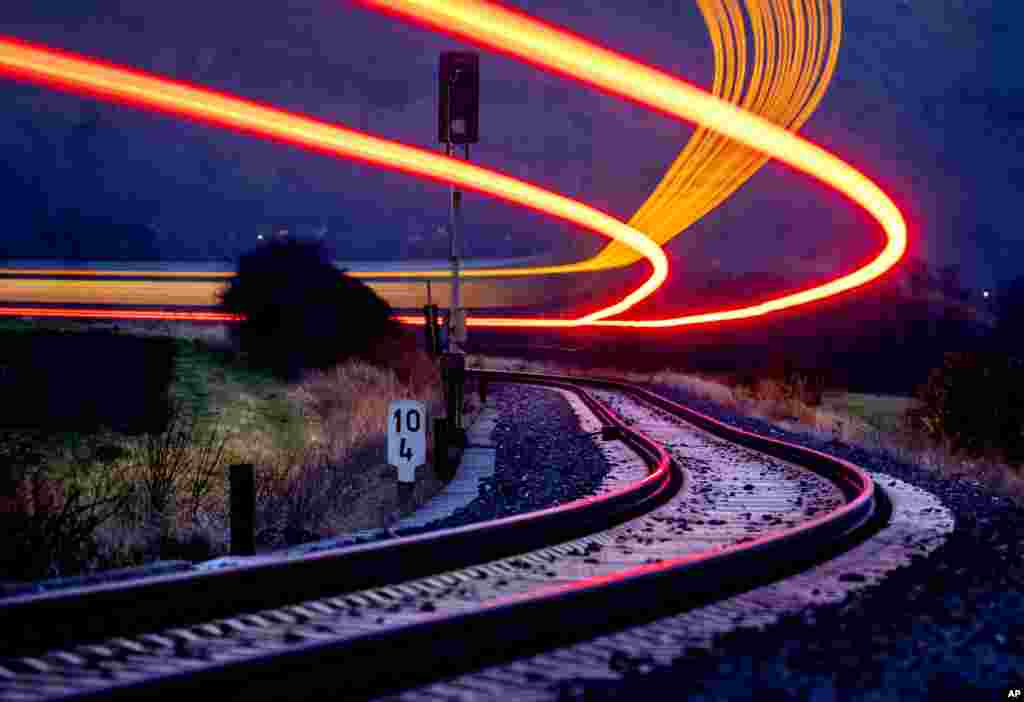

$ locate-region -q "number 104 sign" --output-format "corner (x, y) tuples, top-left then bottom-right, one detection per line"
(387, 400), (427, 483)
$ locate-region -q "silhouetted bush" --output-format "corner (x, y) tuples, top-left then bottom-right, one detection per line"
(908, 352), (1024, 465)
(218, 237), (400, 379)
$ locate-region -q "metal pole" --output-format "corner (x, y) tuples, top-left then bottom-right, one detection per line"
(423, 280), (436, 356)
(445, 72), (466, 353)
(448, 158), (463, 353)
(450, 188), (462, 352)
(456, 143), (469, 347)
(442, 64), (468, 434)
(229, 463), (255, 556)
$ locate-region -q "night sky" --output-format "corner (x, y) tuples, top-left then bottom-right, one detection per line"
(0, 1), (1018, 288)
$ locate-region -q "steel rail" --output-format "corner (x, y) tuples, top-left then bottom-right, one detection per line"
(505, 370), (876, 504)
(1, 371), (881, 701)
(1, 374), (675, 657)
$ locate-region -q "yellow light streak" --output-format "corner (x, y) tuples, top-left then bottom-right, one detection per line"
(362, 0), (905, 328)
(0, 0), (906, 329)
(0, 33), (667, 326)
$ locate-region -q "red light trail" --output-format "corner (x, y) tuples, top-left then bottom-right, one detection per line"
(0, 0), (906, 329)
(0, 306), (239, 323)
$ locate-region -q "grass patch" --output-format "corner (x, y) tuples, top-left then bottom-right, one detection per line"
(2, 322), (447, 585)
(0, 317), (37, 335)
(822, 393), (920, 435)
(168, 338), (306, 458)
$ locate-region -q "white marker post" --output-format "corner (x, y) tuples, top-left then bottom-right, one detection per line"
(388, 400), (427, 487)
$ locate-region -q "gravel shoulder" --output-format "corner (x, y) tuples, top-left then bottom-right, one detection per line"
(557, 383), (1024, 700)
(396, 383), (613, 532)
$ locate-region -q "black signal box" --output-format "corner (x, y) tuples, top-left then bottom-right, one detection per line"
(439, 51), (479, 145)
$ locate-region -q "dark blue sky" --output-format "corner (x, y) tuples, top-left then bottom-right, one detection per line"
(0, 1), (1018, 287)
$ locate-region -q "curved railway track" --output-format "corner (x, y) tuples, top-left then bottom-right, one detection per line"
(0, 371), (885, 701)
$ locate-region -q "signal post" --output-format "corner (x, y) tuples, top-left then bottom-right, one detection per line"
(437, 50), (478, 447)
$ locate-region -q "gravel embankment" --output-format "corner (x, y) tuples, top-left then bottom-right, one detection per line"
(399, 383), (612, 533)
(554, 383), (1024, 700)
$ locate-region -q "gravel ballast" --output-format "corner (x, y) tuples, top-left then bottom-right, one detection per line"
(403, 383), (613, 531)
(280, 382), (615, 557)
(551, 382), (1024, 700)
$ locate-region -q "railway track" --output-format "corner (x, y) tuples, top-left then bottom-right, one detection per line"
(0, 370), (890, 701)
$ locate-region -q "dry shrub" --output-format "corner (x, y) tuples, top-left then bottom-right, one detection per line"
(253, 359), (443, 546)
(297, 361), (406, 459)
(123, 402), (231, 535)
(754, 379), (794, 419)
(808, 407), (874, 444)
(371, 333), (441, 396)
(1, 415), (237, 580)
(75, 409), (237, 566)
(648, 371), (737, 409)
(720, 375), (821, 426)
(254, 447), (352, 546)
(0, 459), (135, 581)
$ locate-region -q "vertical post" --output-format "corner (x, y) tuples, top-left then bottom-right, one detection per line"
(229, 463), (255, 556)
(438, 50), (477, 456)
(423, 304), (432, 355)
(397, 482), (414, 514)
(439, 51), (477, 351)
(425, 278), (435, 355)
(433, 305), (442, 355)
(478, 375), (488, 403)
(448, 141), (463, 354)
(433, 417), (450, 480)
(423, 304), (439, 357)
(441, 352), (466, 445)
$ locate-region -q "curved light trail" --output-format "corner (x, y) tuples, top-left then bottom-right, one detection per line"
(0, 0), (906, 329)
(0, 34), (666, 328)
(0, 0), (837, 284)
(379, 0), (905, 328)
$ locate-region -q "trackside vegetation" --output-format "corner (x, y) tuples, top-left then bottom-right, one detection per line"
(0, 325), (443, 586)
(0, 238), (447, 586)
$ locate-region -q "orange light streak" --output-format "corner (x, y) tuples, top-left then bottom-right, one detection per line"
(361, 0), (905, 328)
(0, 34), (666, 327)
(0, 0), (906, 329)
(0, 0), (839, 289)
(0, 269), (234, 278)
